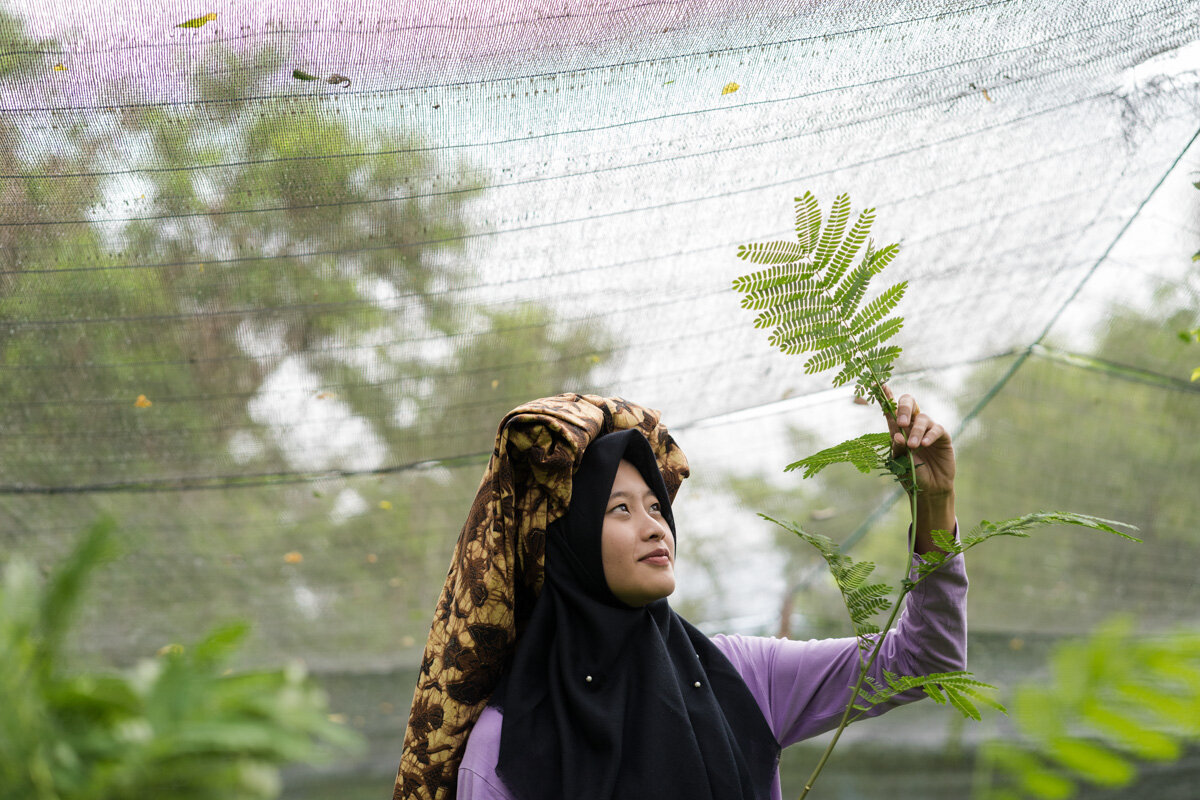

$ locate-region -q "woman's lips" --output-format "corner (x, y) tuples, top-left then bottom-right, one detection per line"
(640, 549), (671, 566)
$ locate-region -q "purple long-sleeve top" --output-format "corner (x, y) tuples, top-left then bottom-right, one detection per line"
(457, 550), (967, 800)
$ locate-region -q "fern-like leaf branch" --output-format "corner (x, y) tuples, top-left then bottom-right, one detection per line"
(734, 191), (905, 413)
(853, 670), (1004, 722)
(784, 433), (892, 478)
(911, 512), (1140, 583)
(736, 240), (812, 265)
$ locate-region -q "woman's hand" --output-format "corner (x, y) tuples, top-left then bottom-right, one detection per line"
(882, 387), (956, 554)
(882, 386), (955, 496)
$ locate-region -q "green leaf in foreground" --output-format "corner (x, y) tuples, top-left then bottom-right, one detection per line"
(977, 618), (1200, 799)
(0, 519), (364, 800)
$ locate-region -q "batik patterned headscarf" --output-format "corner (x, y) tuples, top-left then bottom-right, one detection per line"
(393, 394), (690, 800)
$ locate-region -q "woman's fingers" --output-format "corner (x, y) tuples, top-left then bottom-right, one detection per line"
(895, 395), (917, 428)
(916, 419), (946, 448)
(892, 413), (948, 452)
(882, 387), (951, 457)
(881, 385), (919, 429)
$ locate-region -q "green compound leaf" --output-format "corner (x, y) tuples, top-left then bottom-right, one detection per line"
(759, 513), (896, 648)
(848, 282), (907, 335)
(837, 561), (876, 590)
(864, 241), (900, 274)
(784, 432), (891, 478)
(912, 512), (1137, 583)
(930, 528), (960, 554)
(814, 193), (851, 269)
(794, 191), (822, 250)
(855, 670), (1003, 721)
(736, 240), (812, 265)
(731, 264), (808, 294)
(801, 340), (850, 370)
(962, 511), (1140, 547)
(734, 192), (903, 399)
(740, 281), (824, 312)
(823, 208), (874, 289)
(758, 295), (834, 331)
(855, 316), (905, 351)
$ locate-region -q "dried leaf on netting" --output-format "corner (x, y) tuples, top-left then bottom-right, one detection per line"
(722, 82), (739, 94)
(176, 12), (217, 28)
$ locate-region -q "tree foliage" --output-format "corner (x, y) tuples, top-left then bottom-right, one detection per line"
(0, 11), (613, 666)
(0, 15), (610, 488)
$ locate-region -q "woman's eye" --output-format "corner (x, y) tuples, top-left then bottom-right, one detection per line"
(609, 503), (628, 514)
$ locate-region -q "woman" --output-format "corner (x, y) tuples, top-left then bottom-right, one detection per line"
(394, 393), (965, 800)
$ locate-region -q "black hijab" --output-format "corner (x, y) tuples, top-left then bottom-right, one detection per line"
(491, 428), (779, 800)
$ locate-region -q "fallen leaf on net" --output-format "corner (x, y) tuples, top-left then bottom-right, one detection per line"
(176, 12), (217, 28)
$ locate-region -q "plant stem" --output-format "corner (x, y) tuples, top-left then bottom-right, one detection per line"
(797, 451), (919, 799)
(797, 587), (910, 797)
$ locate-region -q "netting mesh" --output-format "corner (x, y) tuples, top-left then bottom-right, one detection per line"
(3, 0), (1199, 793)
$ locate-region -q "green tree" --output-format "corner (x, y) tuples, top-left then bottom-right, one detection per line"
(0, 12), (614, 667)
(0, 19), (610, 487)
(951, 305), (1200, 634)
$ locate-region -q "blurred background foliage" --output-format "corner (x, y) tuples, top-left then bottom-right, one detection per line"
(0, 518), (362, 800)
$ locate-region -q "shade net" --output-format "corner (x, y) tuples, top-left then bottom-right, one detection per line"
(2, 0), (1199, 794)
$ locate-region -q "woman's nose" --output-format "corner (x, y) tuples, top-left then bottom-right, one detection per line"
(644, 517), (669, 540)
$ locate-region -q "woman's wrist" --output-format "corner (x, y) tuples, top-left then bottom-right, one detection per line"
(916, 488), (955, 509)
(913, 489), (956, 554)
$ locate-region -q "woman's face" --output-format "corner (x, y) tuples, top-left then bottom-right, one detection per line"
(601, 459), (675, 606)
